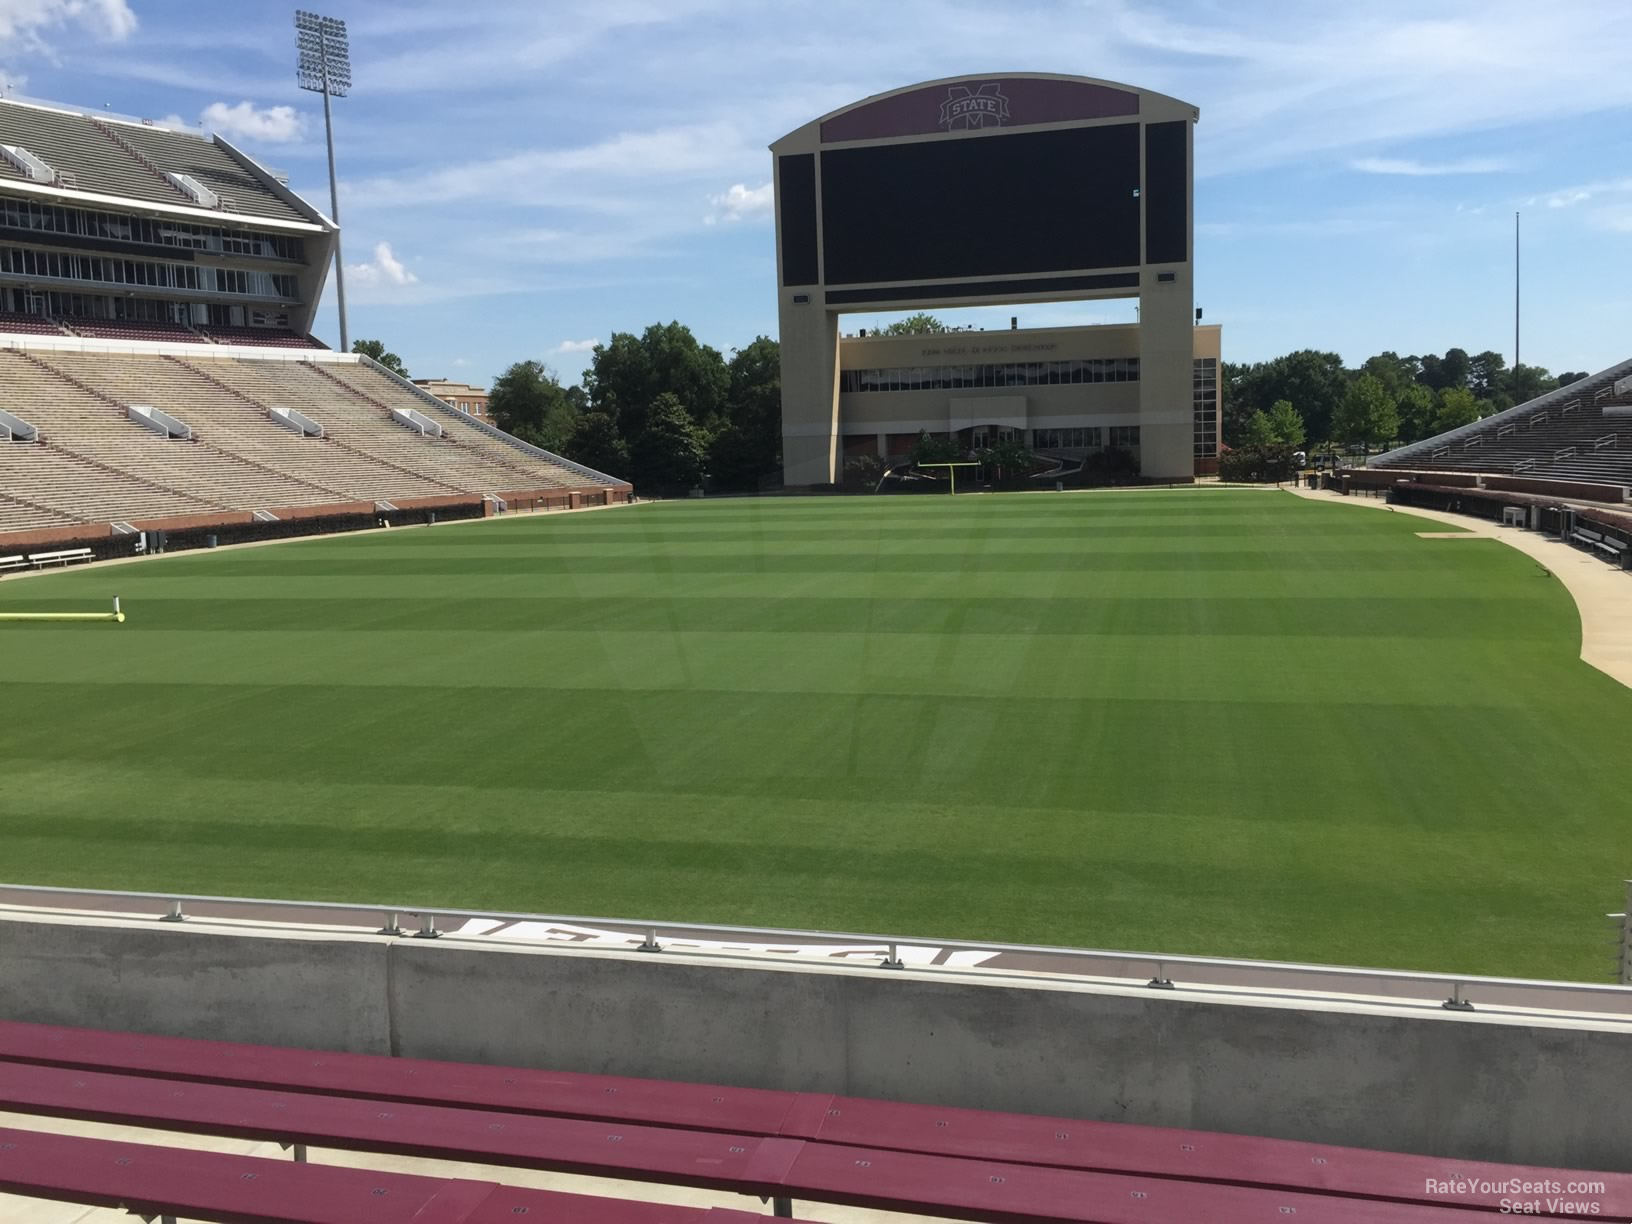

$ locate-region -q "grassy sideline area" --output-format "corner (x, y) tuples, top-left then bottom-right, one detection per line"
(0, 489), (1626, 979)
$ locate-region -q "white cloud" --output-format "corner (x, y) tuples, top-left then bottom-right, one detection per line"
(1546, 190), (1590, 208)
(556, 338), (599, 353)
(1349, 156), (1513, 176)
(346, 241), (419, 288)
(347, 122), (748, 210)
(199, 100), (305, 144)
(704, 181), (772, 225)
(0, 0), (136, 47)
(452, 357), (470, 367)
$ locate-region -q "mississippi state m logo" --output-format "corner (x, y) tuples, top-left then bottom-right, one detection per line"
(939, 82), (1010, 131)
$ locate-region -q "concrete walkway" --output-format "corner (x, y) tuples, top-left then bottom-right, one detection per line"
(1287, 487), (1632, 690)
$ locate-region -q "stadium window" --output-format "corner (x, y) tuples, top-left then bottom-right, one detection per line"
(1111, 425), (1141, 447)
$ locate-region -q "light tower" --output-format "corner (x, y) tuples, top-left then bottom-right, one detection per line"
(296, 9), (352, 352)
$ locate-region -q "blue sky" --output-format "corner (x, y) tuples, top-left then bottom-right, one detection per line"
(1, 0), (1628, 388)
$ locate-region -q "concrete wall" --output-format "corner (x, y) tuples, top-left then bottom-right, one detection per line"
(3, 909), (1630, 1171)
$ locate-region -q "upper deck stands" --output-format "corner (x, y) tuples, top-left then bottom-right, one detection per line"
(114, 119), (308, 223)
(0, 98), (308, 224)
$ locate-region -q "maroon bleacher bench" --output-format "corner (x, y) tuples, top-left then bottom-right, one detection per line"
(0, 1057), (1585, 1224)
(0, 1019), (1624, 1218)
(0, 1125), (790, 1224)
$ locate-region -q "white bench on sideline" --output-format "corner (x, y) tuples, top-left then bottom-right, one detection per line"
(28, 548), (93, 569)
(0, 554), (27, 573)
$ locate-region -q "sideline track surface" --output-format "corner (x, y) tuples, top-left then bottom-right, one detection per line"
(0, 490), (1627, 979)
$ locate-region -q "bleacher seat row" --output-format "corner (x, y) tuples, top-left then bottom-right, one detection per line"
(1375, 358), (1632, 487)
(0, 1127), (788, 1224)
(0, 346), (622, 539)
(0, 1020), (1624, 1222)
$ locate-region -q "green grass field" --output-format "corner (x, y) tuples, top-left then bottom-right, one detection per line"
(1, 489), (1627, 979)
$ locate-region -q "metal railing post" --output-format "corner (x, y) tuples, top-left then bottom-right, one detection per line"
(1622, 882), (1632, 985)
(1442, 981), (1474, 1011)
(159, 899), (185, 923)
(638, 928), (662, 953)
(1147, 960), (1174, 989)
(379, 910), (402, 936)
(881, 943), (903, 969)
(413, 913), (440, 939)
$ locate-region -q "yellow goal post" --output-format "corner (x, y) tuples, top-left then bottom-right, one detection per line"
(0, 596), (125, 624)
(915, 461), (982, 495)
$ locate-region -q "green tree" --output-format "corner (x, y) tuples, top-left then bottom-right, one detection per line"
(709, 336), (780, 488)
(351, 338), (407, 378)
(584, 322), (729, 437)
(1432, 386), (1481, 434)
(564, 411), (627, 478)
(979, 435), (1033, 480)
(1218, 443), (1297, 483)
(1556, 370), (1588, 387)
(1331, 373), (1398, 450)
(1242, 410), (1278, 447)
(1265, 399), (1305, 446)
(842, 452), (883, 487)
(629, 392), (706, 492)
(1468, 350), (1506, 400)
(1440, 347), (1471, 390)
(1361, 352), (1419, 401)
(875, 312), (949, 336)
(1502, 363), (1553, 406)
(911, 430), (964, 465)
(1396, 384), (1437, 442)
(1224, 350), (1347, 444)
(486, 360), (578, 452)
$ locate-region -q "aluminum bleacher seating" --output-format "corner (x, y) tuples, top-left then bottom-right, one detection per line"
(115, 117), (308, 224)
(323, 360), (584, 491)
(0, 343), (621, 542)
(3, 349), (337, 513)
(0, 1127), (786, 1224)
(0, 100), (183, 206)
(1375, 360), (1632, 488)
(0, 489), (75, 534)
(0, 1021), (1626, 1222)
(0, 436), (220, 526)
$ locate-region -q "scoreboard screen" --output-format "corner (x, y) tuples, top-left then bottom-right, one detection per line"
(818, 123), (1145, 285)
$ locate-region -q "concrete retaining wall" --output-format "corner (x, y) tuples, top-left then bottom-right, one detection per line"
(2, 910), (1629, 1171)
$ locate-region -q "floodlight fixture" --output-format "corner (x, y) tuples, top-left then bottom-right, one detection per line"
(295, 9), (352, 350)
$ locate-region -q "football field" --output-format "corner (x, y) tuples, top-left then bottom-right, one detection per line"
(1, 489), (1626, 979)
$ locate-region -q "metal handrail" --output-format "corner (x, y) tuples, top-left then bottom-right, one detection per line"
(3, 882), (1631, 1014)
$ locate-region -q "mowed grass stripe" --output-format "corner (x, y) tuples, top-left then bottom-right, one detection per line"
(0, 489), (1624, 979)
